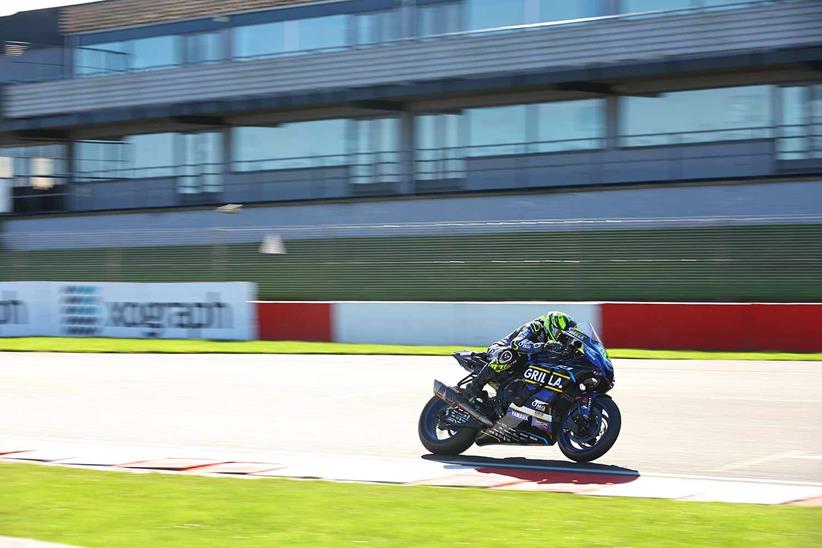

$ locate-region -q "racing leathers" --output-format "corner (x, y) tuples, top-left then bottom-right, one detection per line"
(463, 312), (574, 400)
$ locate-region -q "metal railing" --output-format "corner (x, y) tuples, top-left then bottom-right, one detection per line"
(3, 124), (821, 214)
(1, 215), (820, 302)
(0, 0), (790, 83)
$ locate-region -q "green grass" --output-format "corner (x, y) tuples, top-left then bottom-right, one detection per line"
(0, 463), (819, 547)
(0, 337), (821, 361)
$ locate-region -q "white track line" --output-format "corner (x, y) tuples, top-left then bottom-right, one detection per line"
(4, 435), (822, 488)
(711, 451), (804, 472)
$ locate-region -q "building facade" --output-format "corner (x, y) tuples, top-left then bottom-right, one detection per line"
(0, 0), (819, 218)
(0, 0), (821, 303)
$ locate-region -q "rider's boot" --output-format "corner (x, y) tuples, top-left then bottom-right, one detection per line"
(462, 364), (496, 402)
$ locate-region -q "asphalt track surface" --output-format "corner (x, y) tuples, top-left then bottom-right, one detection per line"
(1, 353), (820, 484)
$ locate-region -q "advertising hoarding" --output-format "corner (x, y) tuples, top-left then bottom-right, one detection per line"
(0, 282), (256, 340)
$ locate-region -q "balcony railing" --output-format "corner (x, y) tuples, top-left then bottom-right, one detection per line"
(3, 124), (820, 216)
(1, 0), (811, 85)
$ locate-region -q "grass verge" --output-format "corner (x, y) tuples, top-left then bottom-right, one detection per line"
(0, 337), (820, 361)
(1, 463), (819, 547)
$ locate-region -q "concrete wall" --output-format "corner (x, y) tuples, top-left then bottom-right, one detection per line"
(3, 178), (821, 250)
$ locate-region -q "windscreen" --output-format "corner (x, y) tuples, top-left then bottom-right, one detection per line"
(573, 321), (603, 346)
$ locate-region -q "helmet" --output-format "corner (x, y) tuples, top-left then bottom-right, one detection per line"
(542, 311), (576, 340)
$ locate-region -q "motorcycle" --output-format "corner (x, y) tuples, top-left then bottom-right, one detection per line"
(418, 322), (620, 463)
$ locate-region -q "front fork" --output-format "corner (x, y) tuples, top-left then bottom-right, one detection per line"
(576, 392), (597, 419)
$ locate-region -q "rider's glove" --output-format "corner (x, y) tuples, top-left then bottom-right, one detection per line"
(534, 341), (565, 354)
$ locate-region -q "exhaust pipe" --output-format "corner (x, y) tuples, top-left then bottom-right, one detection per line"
(433, 380), (494, 428)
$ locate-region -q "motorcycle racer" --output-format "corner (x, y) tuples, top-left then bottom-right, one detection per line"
(463, 311), (577, 400)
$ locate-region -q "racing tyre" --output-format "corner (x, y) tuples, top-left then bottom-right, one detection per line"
(558, 395), (621, 463)
(418, 396), (477, 455)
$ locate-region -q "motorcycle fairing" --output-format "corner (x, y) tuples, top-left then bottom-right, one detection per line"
(475, 390), (556, 446)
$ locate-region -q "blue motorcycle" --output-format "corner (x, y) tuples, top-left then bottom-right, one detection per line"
(419, 322), (621, 462)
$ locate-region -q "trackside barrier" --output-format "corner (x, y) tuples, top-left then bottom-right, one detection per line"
(0, 281), (257, 340)
(256, 301), (822, 352)
(601, 302), (822, 352)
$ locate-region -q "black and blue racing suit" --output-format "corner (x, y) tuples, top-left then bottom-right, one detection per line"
(464, 314), (569, 398)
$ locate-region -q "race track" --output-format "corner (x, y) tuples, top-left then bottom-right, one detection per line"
(1, 353), (820, 483)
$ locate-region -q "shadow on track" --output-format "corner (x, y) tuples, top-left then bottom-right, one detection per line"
(422, 454), (640, 486)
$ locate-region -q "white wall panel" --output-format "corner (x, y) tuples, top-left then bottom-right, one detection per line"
(334, 301), (600, 346)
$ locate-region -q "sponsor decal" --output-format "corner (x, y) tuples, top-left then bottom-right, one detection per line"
(547, 374), (564, 389)
(510, 403), (552, 423)
(531, 417), (549, 431)
(106, 294), (232, 337)
(523, 367), (548, 384)
(60, 285), (102, 336)
(509, 409), (528, 421)
(531, 399), (548, 411)
(58, 285), (242, 338)
(524, 366), (567, 392)
(2, 281), (254, 340)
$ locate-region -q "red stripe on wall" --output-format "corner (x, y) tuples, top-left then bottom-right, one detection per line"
(601, 303), (822, 352)
(256, 302), (332, 342)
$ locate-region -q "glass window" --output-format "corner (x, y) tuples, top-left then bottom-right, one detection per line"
(184, 32), (222, 65)
(179, 132), (223, 193)
(467, 105), (528, 156)
(355, 10), (400, 45)
(75, 134), (175, 179)
(234, 22), (286, 59)
(812, 84), (822, 159)
(418, 1), (464, 36)
(778, 86), (808, 160)
(0, 156), (11, 179)
(233, 120), (347, 171)
(0, 144), (66, 187)
(467, 0), (527, 31)
(232, 127), (275, 170)
(416, 113), (465, 179)
(75, 42), (126, 76)
(128, 133), (176, 177)
(234, 16), (349, 58)
(130, 35), (180, 70)
(621, 86), (773, 146)
(75, 139), (126, 181)
(281, 119), (346, 168)
(350, 118), (399, 184)
(701, 0), (744, 7)
(294, 15), (349, 52)
(778, 84), (822, 160)
(622, 0), (692, 13)
(539, 0), (600, 23)
(536, 99), (605, 152)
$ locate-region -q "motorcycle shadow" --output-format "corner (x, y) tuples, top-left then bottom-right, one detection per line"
(421, 454), (640, 488)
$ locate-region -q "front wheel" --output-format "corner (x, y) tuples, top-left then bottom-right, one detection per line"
(558, 396), (621, 463)
(418, 396), (477, 456)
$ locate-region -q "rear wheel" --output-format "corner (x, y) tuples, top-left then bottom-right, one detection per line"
(418, 396), (477, 455)
(558, 396), (621, 463)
